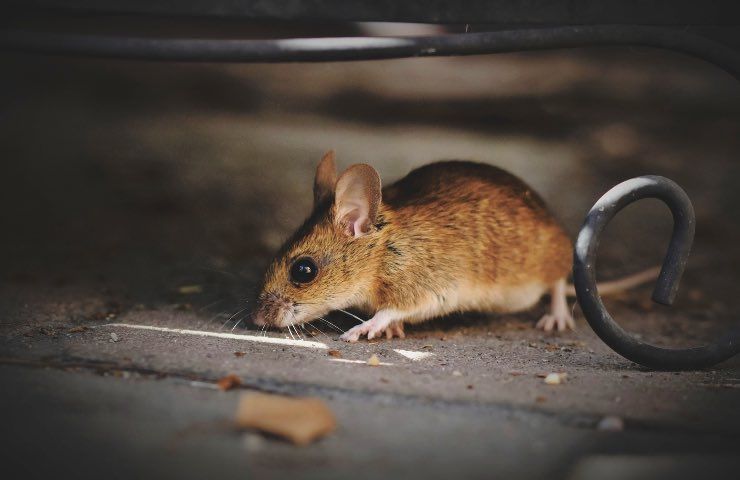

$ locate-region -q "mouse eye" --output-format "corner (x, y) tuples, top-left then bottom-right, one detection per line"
(290, 257), (318, 284)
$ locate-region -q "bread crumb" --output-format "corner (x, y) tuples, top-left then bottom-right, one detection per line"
(544, 372), (567, 385)
(235, 393), (336, 446)
(367, 354), (380, 366)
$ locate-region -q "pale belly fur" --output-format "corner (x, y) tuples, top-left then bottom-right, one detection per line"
(402, 280), (548, 324)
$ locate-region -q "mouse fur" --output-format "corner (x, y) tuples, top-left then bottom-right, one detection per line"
(253, 151), (576, 340)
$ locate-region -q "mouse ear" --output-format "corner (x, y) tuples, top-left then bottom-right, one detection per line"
(334, 164), (382, 238)
(314, 150), (337, 208)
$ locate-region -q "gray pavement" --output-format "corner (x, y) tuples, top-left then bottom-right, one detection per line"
(1, 46), (740, 479)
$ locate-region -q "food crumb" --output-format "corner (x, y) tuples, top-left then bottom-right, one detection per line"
(367, 354), (380, 366)
(452, 370), (462, 376)
(235, 393), (336, 446)
(217, 374), (242, 391)
(234, 352), (246, 357)
(327, 350), (342, 358)
(544, 372), (567, 385)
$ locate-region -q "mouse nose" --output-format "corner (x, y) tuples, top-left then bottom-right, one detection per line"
(251, 311), (266, 327)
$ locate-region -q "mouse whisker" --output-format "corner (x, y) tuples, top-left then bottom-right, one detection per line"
(230, 316), (245, 332)
(197, 297), (230, 313)
(221, 307), (249, 330)
(336, 309), (366, 324)
(305, 322), (331, 341)
(288, 312), (306, 340)
(197, 308), (230, 331)
(291, 324), (299, 340)
(301, 324), (314, 337)
(318, 316), (344, 334)
(288, 323), (299, 340)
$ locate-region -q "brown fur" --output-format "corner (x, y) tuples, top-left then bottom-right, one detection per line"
(254, 158), (572, 330)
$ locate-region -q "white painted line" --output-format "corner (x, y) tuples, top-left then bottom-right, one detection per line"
(329, 358), (394, 366)
(188, 381), (220, 390)
(102, 323), (329, 349)
(394, 349), (434, 361)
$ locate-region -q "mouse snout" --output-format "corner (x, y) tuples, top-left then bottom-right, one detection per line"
(253, 292), (293, 328)
(251, 311), (267, 327)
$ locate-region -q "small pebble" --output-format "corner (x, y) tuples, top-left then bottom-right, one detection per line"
(109, 332), (119, 343)
(597, 415), (624, 432)
(452, 370), (462, 376)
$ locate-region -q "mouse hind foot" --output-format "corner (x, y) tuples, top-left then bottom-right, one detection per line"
(536, 278), (575, 332)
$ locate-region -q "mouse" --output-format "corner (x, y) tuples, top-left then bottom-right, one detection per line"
(252, 151), (657, 341)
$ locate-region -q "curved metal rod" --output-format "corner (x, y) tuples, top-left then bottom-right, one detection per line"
(573, 176), (740, 370)
(1, 25), (739, 79)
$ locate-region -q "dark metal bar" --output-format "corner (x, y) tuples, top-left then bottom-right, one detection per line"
(573, 176), (740, 370)
(9, 0), (740, 25)
(2, 25), (740, 80)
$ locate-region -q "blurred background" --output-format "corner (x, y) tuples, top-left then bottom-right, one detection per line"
(2, 21), (740, 327)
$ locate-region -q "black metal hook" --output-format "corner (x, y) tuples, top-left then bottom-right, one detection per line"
(573, 175), (740, 370)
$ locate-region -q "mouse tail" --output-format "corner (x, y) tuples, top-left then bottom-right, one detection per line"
(565, 266), (661, 297)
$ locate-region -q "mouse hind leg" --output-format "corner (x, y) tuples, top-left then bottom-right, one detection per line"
(536, 278), (575, 332)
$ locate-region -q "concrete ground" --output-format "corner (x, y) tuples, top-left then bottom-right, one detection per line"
(1, 42), (740, 479)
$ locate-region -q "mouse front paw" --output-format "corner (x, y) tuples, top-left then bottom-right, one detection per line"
(339, 311), (401, 342)
(340, 323), (371, 342)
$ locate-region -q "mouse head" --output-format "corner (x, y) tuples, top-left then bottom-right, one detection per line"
(253, 151), (384, 329)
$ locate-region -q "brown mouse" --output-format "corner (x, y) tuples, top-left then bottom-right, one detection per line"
(252, 151), (656, 341)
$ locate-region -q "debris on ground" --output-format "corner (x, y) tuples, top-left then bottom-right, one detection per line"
(367, 354), (380, 366)
(109, 332), (119, 343)
(544, 373), (567, 385)
(68, 326), (88, 333)
(217, 374), (242, 391)
(597, 415), (625, 431)
(327, 350), (342, 358)
(233, 352), (246, 358)
(177, 285), (203, 295)
(235, 393), (336, 446)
